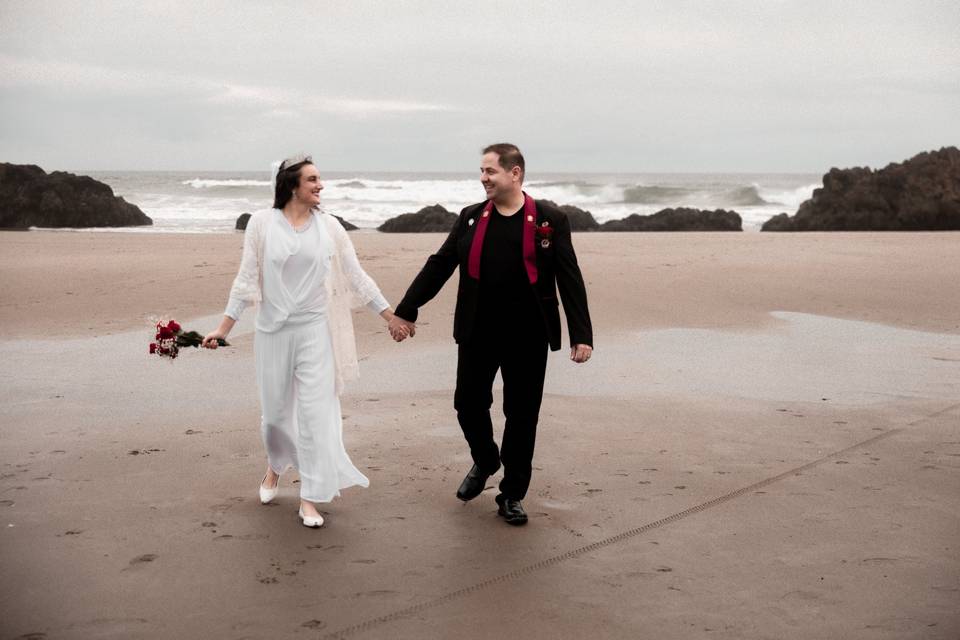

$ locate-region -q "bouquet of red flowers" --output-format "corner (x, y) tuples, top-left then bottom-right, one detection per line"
(149, 319), (228, 359)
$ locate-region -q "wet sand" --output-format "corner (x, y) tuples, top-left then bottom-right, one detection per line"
(1, 230), (959, 639)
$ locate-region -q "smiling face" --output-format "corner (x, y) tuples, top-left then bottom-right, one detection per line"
(293, 163), (323, 207)
(480, 151), (522, 201)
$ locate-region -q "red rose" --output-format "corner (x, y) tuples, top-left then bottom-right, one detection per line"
(158, 326), (174, 339)
(149, 343), (157, 354)
(167, 320), (181, 332)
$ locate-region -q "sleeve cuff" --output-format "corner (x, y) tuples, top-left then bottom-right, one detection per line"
(366, 295), (389, 315)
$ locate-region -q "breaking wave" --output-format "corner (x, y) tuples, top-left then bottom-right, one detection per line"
(182, 178), (271, 188)
(623, 184), (771, 207)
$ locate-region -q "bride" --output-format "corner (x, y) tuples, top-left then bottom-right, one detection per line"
(202, 154), (410, 527)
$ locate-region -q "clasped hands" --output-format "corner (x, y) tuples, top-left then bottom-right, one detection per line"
(387, 314), (416, 343)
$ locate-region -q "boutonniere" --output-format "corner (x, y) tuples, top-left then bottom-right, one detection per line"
(535, 222), (553, 248)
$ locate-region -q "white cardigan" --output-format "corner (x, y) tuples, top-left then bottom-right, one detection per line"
(228, 209), (387, 394)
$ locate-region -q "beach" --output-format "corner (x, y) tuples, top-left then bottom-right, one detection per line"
(2, 230), (959, 639)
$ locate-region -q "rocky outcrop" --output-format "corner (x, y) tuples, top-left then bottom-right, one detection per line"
(600, 208), (742, 231)
(378, 204), (456, 233)
(538, 199), (600, 231)
(0, 163), (152, 228)
(761, 147), (960, 231)
(235, 211), (357, 231)
(333, 214), (358, 231)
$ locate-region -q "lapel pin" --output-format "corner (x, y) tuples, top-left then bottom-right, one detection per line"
(468, 218), (475, 226)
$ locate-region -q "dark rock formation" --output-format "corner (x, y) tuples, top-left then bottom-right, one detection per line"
(761, 147), (960, 231)
(333, 214), (357, 231)
(236, 211), (356, 231)
(378, 204), (456, 233)
(538, 199), (600, 231)
(0, 163), (152, 229)
(760, 213), (792, 232)
(600, 208), (742, 231)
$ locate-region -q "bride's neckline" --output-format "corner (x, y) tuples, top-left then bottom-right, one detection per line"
(279, 210), (314, 233)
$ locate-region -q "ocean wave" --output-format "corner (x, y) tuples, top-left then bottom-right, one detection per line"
(98, 171), (821, 233)
(622, 184), (770, 206)
(756, 183), (820, 208)
(622, 186), (694, 204)
(527, 180), (603, 189)
(721, 186), (769, 206)
(182, 178), (271, 189)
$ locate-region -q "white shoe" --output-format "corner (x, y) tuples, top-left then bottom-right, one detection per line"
(298, 506), (324, 528)
(259, 473), (279, 504)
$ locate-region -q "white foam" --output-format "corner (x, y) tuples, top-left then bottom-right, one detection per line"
(756, 183), (820, 209)
(182, 178), (271, 188)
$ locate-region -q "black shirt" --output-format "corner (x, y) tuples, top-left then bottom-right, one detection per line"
(476, 206), (542, 334)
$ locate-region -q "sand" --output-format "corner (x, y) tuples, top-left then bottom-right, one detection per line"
(1, 229), (958, 639)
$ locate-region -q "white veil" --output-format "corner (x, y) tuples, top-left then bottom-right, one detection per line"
(269, 159), (284, 192)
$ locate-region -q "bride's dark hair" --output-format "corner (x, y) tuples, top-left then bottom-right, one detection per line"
(273, 155), (314, 209)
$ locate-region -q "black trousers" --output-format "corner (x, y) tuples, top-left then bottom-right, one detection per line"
(454, 328), (548, 500)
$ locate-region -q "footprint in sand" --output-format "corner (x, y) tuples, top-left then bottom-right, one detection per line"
(301, 620), (326, 630)
(128, 554), (158, 566)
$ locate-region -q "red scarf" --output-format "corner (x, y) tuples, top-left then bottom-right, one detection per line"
(467, 192), (538, 284)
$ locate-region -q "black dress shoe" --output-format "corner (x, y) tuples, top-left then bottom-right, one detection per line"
(456, 464), (491, 501)
(495, 494), (528, 526)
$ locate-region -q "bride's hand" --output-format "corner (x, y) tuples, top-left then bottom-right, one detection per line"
(202, 331), (226, 349)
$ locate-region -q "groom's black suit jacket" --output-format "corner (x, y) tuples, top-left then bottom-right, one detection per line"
(394, 198), (593, 351)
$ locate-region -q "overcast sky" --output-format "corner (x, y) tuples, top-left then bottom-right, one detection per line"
(1, 1), (957, 172)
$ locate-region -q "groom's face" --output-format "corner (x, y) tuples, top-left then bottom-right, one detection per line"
(480, 152), (519, 200)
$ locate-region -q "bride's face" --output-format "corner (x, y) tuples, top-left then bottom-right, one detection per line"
(293, 164), (323, 206)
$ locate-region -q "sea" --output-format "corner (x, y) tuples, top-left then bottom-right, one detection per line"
(82, 171), (823, 233)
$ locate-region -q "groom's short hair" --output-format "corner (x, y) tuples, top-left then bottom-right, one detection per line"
(483, 143), (525, 181)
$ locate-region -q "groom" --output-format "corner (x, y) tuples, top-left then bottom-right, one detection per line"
(390, 143), (593, 525)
